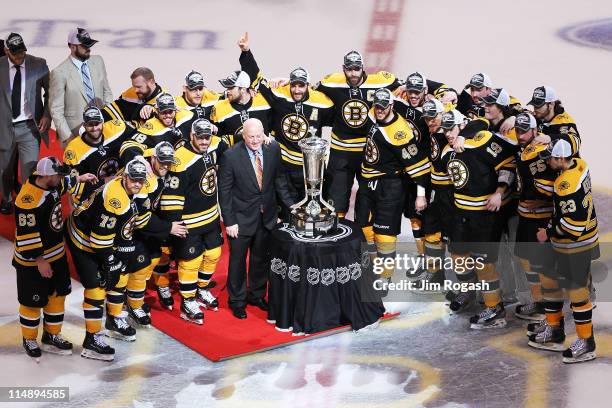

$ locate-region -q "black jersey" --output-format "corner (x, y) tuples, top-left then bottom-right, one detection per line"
(13, 175), (74, 268)
(63, 119), (134, 207)
(160, 138), (228, 235)
(314, 71), (401, 153)
(515, 140), (557, 220)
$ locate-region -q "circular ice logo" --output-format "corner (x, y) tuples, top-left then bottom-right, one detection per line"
(559, 18), (612, 51)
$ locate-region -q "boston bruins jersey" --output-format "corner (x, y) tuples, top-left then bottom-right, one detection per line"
(361, 112), (430, 184)
(516, 140), (556, 219)
(64, 119), (135, 207)
(103, 84), (164, 124)
(119, 109), (194, 163)
(67, 177), (138, 259)
(393, 98), (430, 151)
(549, 158), (598, 254)
(160, 138), (228, 235)
(538, 111), (581, 156)
(175, 91), (221, 121)
(13, 175), (74, 268)
(447, 130), (519, 211)
(132, 172), (171, 241)
(258, 81), (334, 168)
(314, 71), (401, 152)
(210, 94), (271, 146)
(429, 131), (453, 190)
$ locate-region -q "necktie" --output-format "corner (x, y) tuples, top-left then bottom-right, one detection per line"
(11, 65), (21, 119)
(81, 63), (94, 102)
(254, 151), (263, 190)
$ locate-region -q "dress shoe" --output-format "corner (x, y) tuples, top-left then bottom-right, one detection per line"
(232, 307), (247, 319)
(0, 200), (13, 215)
(247, 298), (269, 311)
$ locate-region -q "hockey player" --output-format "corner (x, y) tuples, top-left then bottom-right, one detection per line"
(120, 93), (195, 163)
(63, 106), (135, 207)
(211, 39), (271, 147)
(441, 109), (519, 328)
(14, 157), (96, 360)
(103, 67), (165, 124)
(234, 34), (334, 203)
(456, 72), (493, 119)
(394, 72), (434, 278)
(66, 159), (145, 360)
(125, 142), (188, 327)
(158, 119), (228, 324)
(417, 99), (455, 286)
(528, 86), (581, 155)
(356, 88), (430, 293)
(512, 112), (557, 321)
(314, 50), (401, 218)
(530, 139), (599, 363)
(175, 70), (222, 120)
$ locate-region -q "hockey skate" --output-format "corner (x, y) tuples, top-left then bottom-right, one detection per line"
(81, 332), (115, 361)
(470, 304), (507, 329)
(127, 303), (152, 328)
(105, 314), (136, 342)
(449, 291), (475, 313)
(180, 298), (204, 325)
(528, 324), (566, 351)
(196, 288), (219, 311)
(23, 338), (41, 363)
(515, 302), (545, 321)
(41, 331), (73, 355)
(157, 286), (174, 311)
(562, 336), (596, 364)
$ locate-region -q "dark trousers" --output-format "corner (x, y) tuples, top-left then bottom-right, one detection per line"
(227, 215), (271, 309)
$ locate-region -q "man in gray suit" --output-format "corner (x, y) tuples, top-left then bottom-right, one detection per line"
(0, 33), (51, 214)
(49, 27), (113, 147)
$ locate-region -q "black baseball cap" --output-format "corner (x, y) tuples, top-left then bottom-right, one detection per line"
(185, 70), (205, 89)
(372, 88), (393, 108)
(514, 112), (537, 133)
(406, 72), (427, 92)
(83, 106), (104, 124)
(290, 67), (310, 84)
(192, 119), (213, 138)
(440, 110), (465, 130)
(153, 141), (177, 164)
(125, 159), (148, 181)
(343, 50), (363, 69)
(528, 86), (557, 108)
(5, 33), (27, 53)
(155, 93), (177, 112)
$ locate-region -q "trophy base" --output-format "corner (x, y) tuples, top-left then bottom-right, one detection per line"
(290, 208), (338, 238)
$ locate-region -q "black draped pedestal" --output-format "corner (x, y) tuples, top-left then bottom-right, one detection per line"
(267, 220), (385, 334)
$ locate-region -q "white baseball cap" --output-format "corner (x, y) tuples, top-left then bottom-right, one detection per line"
(218, 70), (251, 89)
(34, 157), (70, 176)
(529, 86), (557, 107)
(539, 139), (572, 159)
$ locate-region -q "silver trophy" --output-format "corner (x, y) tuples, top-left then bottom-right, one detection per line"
(290, 134), (337, 237)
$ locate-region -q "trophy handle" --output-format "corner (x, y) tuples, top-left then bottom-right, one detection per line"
(318, 157), (335, 214)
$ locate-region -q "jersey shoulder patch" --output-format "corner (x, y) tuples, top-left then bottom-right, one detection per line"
(15, 181), (45, 210)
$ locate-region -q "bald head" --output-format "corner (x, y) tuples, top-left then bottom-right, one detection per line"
(243, 118), (265, 151)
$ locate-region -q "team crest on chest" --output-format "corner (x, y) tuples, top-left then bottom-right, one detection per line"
(365, 137), (379, 164)
(342, 99), (368, 128)
(447, 159), (469, 189)
(49, 202), (64, 232)
(282, 114), (309, 141)
(121, 214), (138, 240)
(200, 168), (217, 196)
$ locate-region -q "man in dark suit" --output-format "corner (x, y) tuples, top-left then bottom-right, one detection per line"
(0, 33), (51, 214)
(218, 118), (295, 319)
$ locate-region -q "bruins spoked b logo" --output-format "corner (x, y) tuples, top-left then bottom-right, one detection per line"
(430, 138), (440, 160)
(365, 137), (379, 164)
(122, 214), (138, 240)
(200, 168), (217, 196)
(281, 114), (308, 141)
(342, 99), (368, 128)
(49, 202), (64, 231)
(447, 159), (469, 189)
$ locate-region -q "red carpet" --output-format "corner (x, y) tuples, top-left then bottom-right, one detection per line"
(1, 131), (399, 361)
(146, 248), (399, 361)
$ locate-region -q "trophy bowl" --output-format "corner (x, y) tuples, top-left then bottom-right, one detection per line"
(290, 136), (338, 237)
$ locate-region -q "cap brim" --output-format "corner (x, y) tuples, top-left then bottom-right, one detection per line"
(80, 39), (98, 48)
(528, 98), (546, 107)
(157, 157), (177, 164)
(187, 83), (205, 89)
(422, 112), (437, 119)
(406, 86), (424, 92)
(469, 83), (484, 90)
(8, 45), (27, 53)
(219, 79), (236, 88)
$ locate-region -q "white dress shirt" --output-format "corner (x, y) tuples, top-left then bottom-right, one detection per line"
(8, 58), (32, 122)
